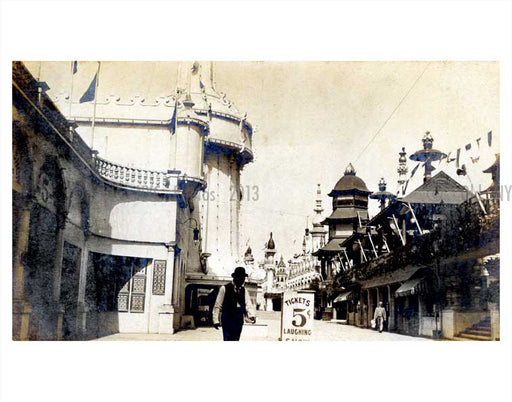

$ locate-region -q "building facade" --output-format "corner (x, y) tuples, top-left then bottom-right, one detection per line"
(332, 145), (500, 340)
(13, 61), (257, 340)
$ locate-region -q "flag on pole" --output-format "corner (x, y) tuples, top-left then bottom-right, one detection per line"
(71, 61), (78, 75)
(170, 98), (178, 134)
(410, 163), (420, 178)
(488, 131), (492, 147)
(476, 137), (481, 150)
(79, 72), (98, 103)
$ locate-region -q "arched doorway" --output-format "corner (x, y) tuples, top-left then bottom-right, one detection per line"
(26, 156), (66, 340)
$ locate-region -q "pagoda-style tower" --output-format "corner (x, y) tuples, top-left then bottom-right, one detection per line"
(311, 184), (327, 252)
(321, 163), (371, 244)
(370, 178), (397, 211)
(410, 131), (447, 183)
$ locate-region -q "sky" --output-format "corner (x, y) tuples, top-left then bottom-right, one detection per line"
(26, 61), (500, 265)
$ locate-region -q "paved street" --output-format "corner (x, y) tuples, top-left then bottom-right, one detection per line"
(95, 311), (431, 341)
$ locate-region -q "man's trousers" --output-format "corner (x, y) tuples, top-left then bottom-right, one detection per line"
(221, 311), (245, 341)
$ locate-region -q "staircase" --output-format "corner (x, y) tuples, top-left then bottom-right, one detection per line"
(454, 316), (492, 341)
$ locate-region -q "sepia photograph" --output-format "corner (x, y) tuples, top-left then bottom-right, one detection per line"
(2, 2), (512, 402)
(12, 60), (500, 342)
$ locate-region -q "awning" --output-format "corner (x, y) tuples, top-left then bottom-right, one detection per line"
(360, 266), (423, 290)
(333, 291), (352, 303)
(395, 278), (423, 297)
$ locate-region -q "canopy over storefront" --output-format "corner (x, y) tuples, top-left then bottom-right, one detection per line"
(333, 291), (353, 303)
(395, 278), (423, 297)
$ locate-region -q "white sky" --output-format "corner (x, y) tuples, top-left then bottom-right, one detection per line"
(27, 61), (500, 264)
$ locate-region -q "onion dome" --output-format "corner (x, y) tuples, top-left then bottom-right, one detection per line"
(328, 163), (371, 197)
(266, 232), (275, 250)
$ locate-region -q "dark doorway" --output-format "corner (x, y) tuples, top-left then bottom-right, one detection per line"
(26, 203), (58, 340)
(60, 242), (81, 340)
(185, 284), (220, 326)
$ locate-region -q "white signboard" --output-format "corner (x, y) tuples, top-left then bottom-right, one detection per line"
(280, 290), (315, 341)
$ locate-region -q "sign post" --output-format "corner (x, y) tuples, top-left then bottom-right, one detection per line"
(280, 290), (315, 341)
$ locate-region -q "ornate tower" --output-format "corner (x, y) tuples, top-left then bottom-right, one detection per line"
(397, 147), (408, 196)
(177, 61), (254, 277)
(276, 256), (287, 289)
(310, 184), (327, 253)
(264, 232), (277, 311)
(410, 131), (447, 183)
(323, 163), (371, 242)
(370, 177), (397, 211)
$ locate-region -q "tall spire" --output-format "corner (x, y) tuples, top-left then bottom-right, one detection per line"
(313, 183), (324, 217)
(397, 147), (408, 195)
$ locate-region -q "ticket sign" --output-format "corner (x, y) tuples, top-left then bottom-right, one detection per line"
(280, 290), (315, 341)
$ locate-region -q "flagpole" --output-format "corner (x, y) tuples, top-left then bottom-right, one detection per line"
(69, 62), (75, 118)
(90, 61), (101, 151)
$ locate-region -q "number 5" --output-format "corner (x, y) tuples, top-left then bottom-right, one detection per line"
(292, 308), (307, 327)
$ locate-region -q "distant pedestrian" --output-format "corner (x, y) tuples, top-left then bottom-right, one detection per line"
(373, 301), (386, 333)
(213, 267), (256, 341)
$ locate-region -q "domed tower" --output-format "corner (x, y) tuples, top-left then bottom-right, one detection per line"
(264, 232), (276, 265)
(263, 232), (277, 311)
(177, 62), (255, 277)
(311, 184), (327, 252)
(322, 163), (371, 243)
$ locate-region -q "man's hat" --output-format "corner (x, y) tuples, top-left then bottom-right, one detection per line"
(231, 267), (248, 278)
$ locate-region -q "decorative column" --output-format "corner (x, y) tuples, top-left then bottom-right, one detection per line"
(388, 285), (395, 331)
(367, 290), (371, 327)
(12, 199), (32, 341)
(52, 216), (66, 340)
(159, 243), (176, 334)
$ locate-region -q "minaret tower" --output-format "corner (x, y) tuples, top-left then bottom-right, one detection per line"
(310, 184), (327, 253)
(397, 147), (408, 196)
(264, 232), (277, 311)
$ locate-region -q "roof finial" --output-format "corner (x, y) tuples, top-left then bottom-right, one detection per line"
(345, 163), (356, 176)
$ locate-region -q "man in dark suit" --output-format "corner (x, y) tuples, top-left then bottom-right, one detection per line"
(212, 267), (256, 341)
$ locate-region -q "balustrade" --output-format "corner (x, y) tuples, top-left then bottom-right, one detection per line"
(93, 156), (178, 192)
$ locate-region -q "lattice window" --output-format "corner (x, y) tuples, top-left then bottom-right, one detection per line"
(115, 259), (148, 313)
(118, 293), (129, 312)
(130, 294), (145, 313)
(152, 260), (166, 295)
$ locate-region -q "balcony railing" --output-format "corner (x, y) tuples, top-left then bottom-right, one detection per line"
(335, 197), (500, 285)
(93, 156), (179, 193)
